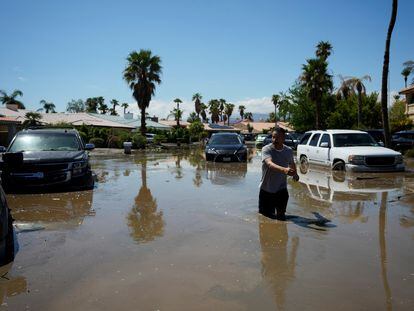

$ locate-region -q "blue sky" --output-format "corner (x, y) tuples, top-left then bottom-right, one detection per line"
(0, 0), (413, 118)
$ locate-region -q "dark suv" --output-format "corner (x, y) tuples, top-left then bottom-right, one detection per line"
(0, 129), (94, 192)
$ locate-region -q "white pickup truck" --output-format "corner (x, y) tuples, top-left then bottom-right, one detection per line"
(296, 130), (404, 172)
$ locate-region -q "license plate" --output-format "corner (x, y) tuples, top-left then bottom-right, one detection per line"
(223, 157), (231, 162)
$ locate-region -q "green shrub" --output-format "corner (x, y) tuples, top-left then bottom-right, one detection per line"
(79, 131), (88, 144)
(153, 134), (167, 144)
(89, 137), (105, 148)
(107, 135), (122, 148)
(132, 133), (146, 149)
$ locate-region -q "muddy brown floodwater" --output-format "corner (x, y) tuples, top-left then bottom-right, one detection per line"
(1, 148), (414, 310)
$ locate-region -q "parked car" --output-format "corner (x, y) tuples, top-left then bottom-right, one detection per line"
(363, 129), (385, 146)
(255, 134), (268, 148)
(0, 129), (95, 192)
(145, 133), (156, 143)
(205, 132), (247, 162)
(392, 130), (414, 151)
(296, 130), (404, 172)
(262, 132), (300, 150)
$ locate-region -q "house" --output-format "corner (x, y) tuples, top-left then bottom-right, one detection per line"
(233, 121), (294, 134)
(399, 85), (414, 121)
(0, 116), (20, 147)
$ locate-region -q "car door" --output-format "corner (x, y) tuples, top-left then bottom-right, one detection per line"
(307, 133), (321, 163)
(313, 133), (331, 165)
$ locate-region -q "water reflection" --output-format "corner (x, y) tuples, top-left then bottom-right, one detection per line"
(204, 162), (247, 185)
(379, 192), (392, 311)
(127, 159), (164, 243)
(259, 217), (298, 309)
(8, 191), (95, 230)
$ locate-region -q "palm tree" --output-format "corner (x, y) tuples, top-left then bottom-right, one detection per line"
(110, 99), (119, 116)
(39, 99), (56, 113)
(219, 99), (226, 122)
(337, 75), (371, 128)
(223, 103), (235, 125)
(380, 0), (398, 148)
(200, 103), (208, 123)
(316, 41), (332, 61)
(123, 50), (162, 135)
(85, 97), (98, 113)
(244, 112), (254, 122)
(98, 102), (108, 114)
(192, 93), (202, 118)
(23, 112), (42, 128)
(208, 99), (220, 123)
(271, 94), (280, 128)
(401, 61), (413, 87)
(121, 102), (129, 114)
(173, 98), (182, 127)
(67, 99), (85, 113)
(0, 89), (25, 109)
(238, 105), (246, 120)
(301, 57), (333, 130)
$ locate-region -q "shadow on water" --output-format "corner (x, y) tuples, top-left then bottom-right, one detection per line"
(126, 158), (164, 244)
(285, 212), (336, 231)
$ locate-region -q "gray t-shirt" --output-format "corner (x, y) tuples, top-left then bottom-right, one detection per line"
(260, 144), (294, 193)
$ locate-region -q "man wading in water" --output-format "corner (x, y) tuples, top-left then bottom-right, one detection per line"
(259, 128), (299, 220)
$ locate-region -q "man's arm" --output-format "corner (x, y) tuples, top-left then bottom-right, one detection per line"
(264, 157), (295, 175)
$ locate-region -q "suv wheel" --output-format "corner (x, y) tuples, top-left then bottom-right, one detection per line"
(332, 160), (345, 171)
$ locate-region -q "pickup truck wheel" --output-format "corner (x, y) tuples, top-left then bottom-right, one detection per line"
(332, 160), (345, 171)
(299, 155), (309, 173)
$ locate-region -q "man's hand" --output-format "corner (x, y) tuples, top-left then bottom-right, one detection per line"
(292, 173), (299, 182)
(284, 167), (296, 176)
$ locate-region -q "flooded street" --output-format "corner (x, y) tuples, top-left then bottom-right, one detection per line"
(2, 148), (414, 310)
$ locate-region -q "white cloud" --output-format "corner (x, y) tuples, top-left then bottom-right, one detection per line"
(17, 76), (27, 82)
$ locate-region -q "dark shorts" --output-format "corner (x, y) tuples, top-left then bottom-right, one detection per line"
(259, 188), (289, 216)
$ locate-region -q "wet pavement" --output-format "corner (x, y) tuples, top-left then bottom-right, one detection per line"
(1, 148), (414, 310)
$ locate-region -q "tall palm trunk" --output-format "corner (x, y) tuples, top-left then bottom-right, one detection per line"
(404, 77), (407, 88)
(315, 100), (321, 130)
(357, 91), (363, 129)
(381, 0), (398, 148)
(140, 107), (146, 136)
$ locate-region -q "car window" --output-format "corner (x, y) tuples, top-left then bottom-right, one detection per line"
(309, 134), (321, 146)
(299, 133), (311, 145)
(319, 134), (331, 147)
(8, 133), (81, 152)
(333, 133), (377, 147)
(209, 135), (241, 145)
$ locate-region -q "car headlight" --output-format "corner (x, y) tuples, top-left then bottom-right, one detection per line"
(395, 155), (403, 164)
(206, 148), (217, 154)
(72, 161), (87, 176)
(348, 155), (365, 165)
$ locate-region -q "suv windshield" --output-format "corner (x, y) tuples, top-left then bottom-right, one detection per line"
(9, 133), (81, 152)
(210, 135), (241, 145)
(333, 133), (378, 147)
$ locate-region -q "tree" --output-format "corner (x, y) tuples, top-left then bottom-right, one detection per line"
(244, 112), (253, 121)
(192, 93), (202, 118)
(85, 97), (98, 113)
(301, 42), (333, 129)
(23, 112), (42, 128)
(187, 112), (200, 123)
(389, 98), (413, 132)
(267, 112), (277, 123)
(123, 49), (162, 135)
(121, 102), (129, 114)
(173, 98), (182, 127)
(219, 98), (226, 122)
(238, 105), (246, 120)
(98, 102), (108, 114)
(278, 93), (291, 121)
(401, 61), (413, 87)
(223, 103), (235, 125)
(188, 119), (205, 140)
(40, 99), (56, 113)
(271, 94), (280, 127)
(337, 75), (371, 128)
(67, 99), (85, 113)
(109, 99), (119, 116)
(381, 0), (398, 148)
(0, 89), (25, 109)
(200, 103), (208, 123)
(208, 99), (220, 123)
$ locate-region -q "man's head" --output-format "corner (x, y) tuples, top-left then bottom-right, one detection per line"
(272, 127), (286, 146)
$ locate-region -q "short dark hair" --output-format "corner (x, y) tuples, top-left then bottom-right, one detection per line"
(272, 127), (286, 135)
